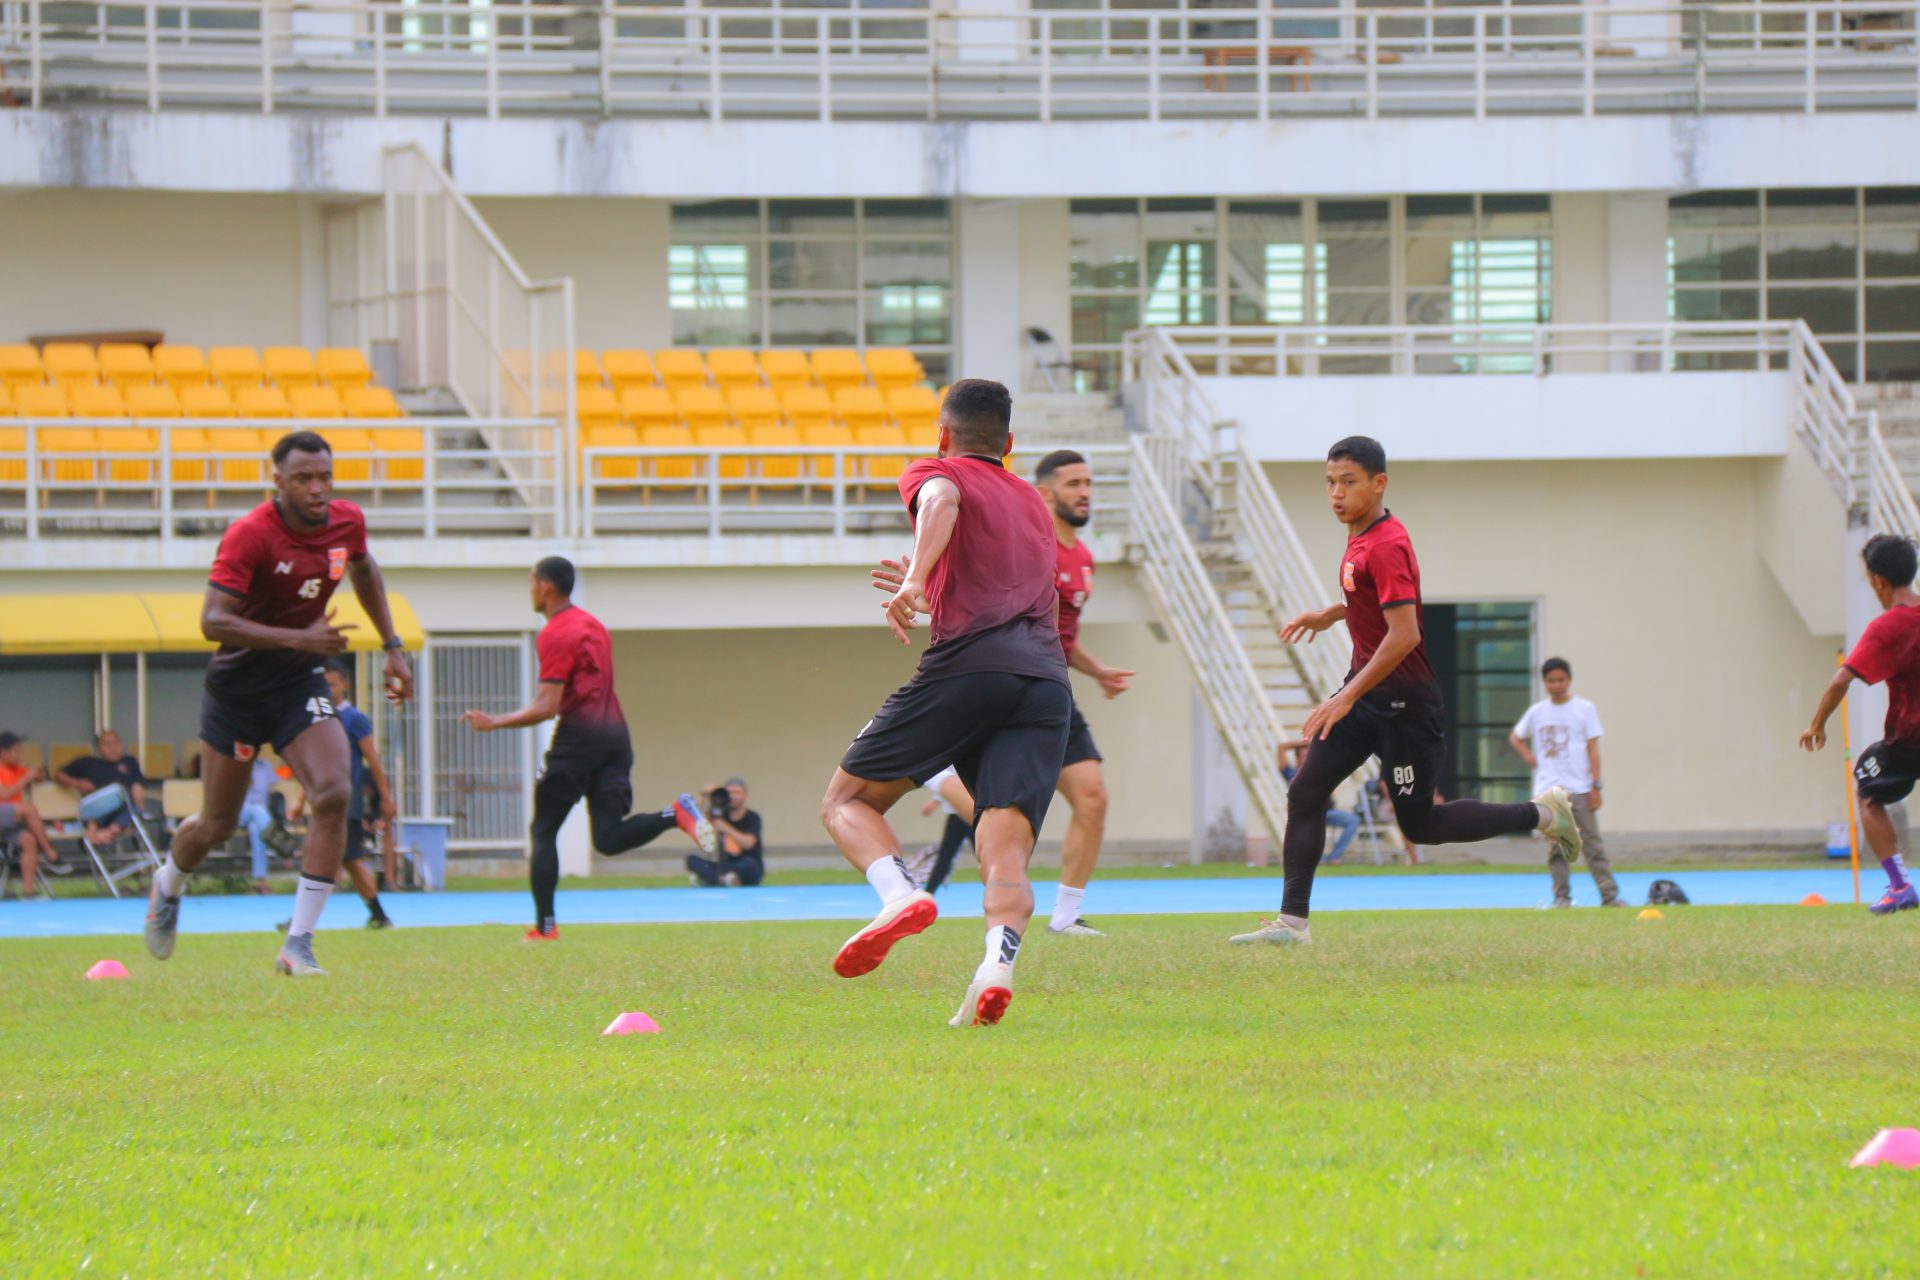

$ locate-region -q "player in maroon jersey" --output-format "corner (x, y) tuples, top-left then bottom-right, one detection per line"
(1231, 436), (1581, 945)
(826, 379), (1071, 1027)
(460, 556), (715, 940)
(144, 431), (414, 977)
(1800, 533), (1920, 914)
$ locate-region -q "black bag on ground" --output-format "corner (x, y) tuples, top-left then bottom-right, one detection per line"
(1647, 879), (1690, 906)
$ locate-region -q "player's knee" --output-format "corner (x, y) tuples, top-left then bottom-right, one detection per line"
(201, 812), (239, 844)
(305, 780), (350, 820)
(1075, 778), (1110, 823)
(1286, 773), (1331, 815)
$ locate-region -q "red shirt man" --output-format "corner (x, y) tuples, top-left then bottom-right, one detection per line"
(1337, 511), (1437, 701)
(536, 604), (629, 753)
(207, 498), (368, 699)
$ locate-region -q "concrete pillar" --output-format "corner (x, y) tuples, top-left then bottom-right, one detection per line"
(1017, 199), (1072, 393)
(1190, 690), (1251, 863)
(956, 198), (1024, 387)
(1605, 191), (1670, 372)
(1551, 193), (1609, 373)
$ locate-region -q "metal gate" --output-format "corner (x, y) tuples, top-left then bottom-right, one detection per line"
(416, 636), (534, 851)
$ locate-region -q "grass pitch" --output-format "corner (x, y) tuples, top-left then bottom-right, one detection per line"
(3, 906), (1917, 1277)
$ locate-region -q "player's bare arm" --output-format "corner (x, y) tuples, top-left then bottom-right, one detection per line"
(1066, 641), (1135, 699)
(1281, 603), (1346, 645)
(462, 680), (565, 733)
(359, 735), (397, 820)
(346, 552), (414, 702)
(1800, 666), (1857, 752)
(887, 476), (960, 644)
(870, 554), (908, 593)
(201, 584), (353, 655)
(1301, 603), (1420, 741)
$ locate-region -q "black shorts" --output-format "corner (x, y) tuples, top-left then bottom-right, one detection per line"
(200, 669), (339, 759)
(342, 818), (368, 864)
(534, 747), (635, 827)
(1063, 701), (1102, 769)
(1315, 686), (1447, 807)
(840, 672), (1071, 836)
(1855, 739), (1920, 804)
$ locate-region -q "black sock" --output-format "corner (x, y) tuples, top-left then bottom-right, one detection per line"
(365, 896), (388, 921)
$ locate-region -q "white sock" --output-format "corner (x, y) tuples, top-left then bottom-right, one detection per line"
(865, 855), (914, 907)
(155, 856), (191, 900)
(1535, 802), (1553, 832)
(1048, 883), (1086, 931)
(287, 873), (334, 939)
(976, 924), (1021, 980)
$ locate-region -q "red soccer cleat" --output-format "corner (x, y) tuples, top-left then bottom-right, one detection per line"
(523, 925), (559, 942)
(832, 891), (937, 978)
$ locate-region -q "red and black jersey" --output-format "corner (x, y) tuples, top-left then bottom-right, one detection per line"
(538, 604), (630, 753)
(1848, 605), (1920, 747)
(204, 499), (368, 698)
(1055, 537), (1095, 658)
(1338, 511), (1438, 700)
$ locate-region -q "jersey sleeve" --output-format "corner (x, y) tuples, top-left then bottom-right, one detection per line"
(1847, 616), (1895, 685)
(1583, 701), (1605, 739)
(1369, 540), (1421, 608)
(339, 502), (370, 562)
(1513, 704), (1536, 738)
(207, 518), (261, 596)
(536, 623), (574, 685)
(899, 459), (951, 516)
(342, 706), (373, 745)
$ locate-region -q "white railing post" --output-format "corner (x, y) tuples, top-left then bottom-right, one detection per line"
(599, 0), (614, 117)
(25, 422), (39, 541)
(29, 0), (42, 111)
(1365, 14), (1378, 119)
(1582, 7), (1595, 117)
(158, 421), (173, 546)
(708, 454), (722, 536)
(708, 11), (722, 122)
(1039, 13), (1051, 123)
(424, 426), (438, 536)
(1148, 15), (1160, 120)
(1256, 0), (1270, 120)
(818, 14), (831, 121)
(1473, 10), (1486, 119)
(145, 1), (158, 111)
(486, 6), (500, 119)
(1802, 7), (1816, 113)
(374, 6), (387, 118)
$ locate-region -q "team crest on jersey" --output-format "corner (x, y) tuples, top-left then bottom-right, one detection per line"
(234, 743), (256, 762)
(1342, 560), (1356, 592)
(328, 547), (348, 580)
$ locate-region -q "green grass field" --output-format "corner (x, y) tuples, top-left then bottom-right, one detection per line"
(5, 908), (1918, 1277)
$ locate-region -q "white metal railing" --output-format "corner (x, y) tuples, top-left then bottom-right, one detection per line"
(1225, 442), (1351, 702)
(3, 0), (1915, 121)
(0, 418), (560, 540)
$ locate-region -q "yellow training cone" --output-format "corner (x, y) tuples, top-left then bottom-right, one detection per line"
(1637, 907), (1664, 921)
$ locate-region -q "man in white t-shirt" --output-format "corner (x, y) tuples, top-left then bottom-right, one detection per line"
(1510, 657), (1624, 908)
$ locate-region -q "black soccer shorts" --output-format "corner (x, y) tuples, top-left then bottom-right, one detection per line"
(200, 668), (339, 759)
(1063, 701), (1102, 769)
(1855, 739), (1920, 805)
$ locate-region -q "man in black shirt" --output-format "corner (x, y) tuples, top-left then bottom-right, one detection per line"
(687, 777), (765, 887)
(56, 729), (149, 842)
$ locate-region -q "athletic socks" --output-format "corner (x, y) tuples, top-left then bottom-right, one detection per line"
(1048, 883), (1086, 932)
(287, 873), (334, 939)
(1885, 854), (1911, 891)
(866, 855), (915, 906)
(365, 895), (389, 924)
(976, 924), (1021, 981)
(154, 856), (191, 900)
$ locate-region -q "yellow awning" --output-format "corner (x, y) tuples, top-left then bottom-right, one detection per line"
(0, 592), (425, 656)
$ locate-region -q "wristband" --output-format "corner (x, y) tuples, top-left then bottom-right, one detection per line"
(383, 636), (406, 651)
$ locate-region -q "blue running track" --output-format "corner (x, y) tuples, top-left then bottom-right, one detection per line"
(0, 867), (1875, 939)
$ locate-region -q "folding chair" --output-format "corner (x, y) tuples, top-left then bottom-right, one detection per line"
(0, 830), (55, 901)
(71, 782), (164, 897)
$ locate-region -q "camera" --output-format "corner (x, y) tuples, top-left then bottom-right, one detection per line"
(708, 790), (729, 820)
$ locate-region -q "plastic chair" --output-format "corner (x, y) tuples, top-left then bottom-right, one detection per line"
(39, 428), (98, 483)
(233, 387), (292, 418)
(620, 386), (679, 432)
(98, 343), (155, 391)
(639, 425), (699, 485)
(693, 424), (749, 480)
(706, 349), (763, 391)
(853, 423), (911, 485)
(833, 386), (890, 431)
(209, 428), (270, 484)
(654, 350), (710, 393)
(0, 427), (24, 484)
(0, 344), (42, 391)
(98, 427), (158, 483)
(780, 386), (834, 433)
(747, 423), (805, 487)
(577, 387), (621, 434)
(811, 348), (868, 393)
(140, 743), (177, 780)
(170, 428), (211, 484)
(41, 343), (99, 388)
(328, 428), (374, 484)
(15, 384), (70, 419)
(209, 346), (264, 389)
(315, 348), (373, 391)
(759, 350), (813, 391)
(584, 424), (643, 484)
(373, 428), (427, 483)
(675, 387), (731, 432)
(603, 349), (659, 393)
(69, 383), (128, 419)
(263, 347), (318, 390)
(343, 387), (403, 419)
(127, 384), (182, 420)
(801, 422), (854, 483)
(887, 386), (941, 447)
(573, 349), (606, 391)
(727, 387), (783, 432)
(153, 345), (210, 389)
(180, 385), (236, 418)
(289, 386), (345, 419)
(866, 348), (927, 391)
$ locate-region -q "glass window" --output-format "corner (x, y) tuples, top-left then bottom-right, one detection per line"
(1424, 602), (1536, 805)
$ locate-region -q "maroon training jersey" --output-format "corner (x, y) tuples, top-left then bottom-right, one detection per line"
(538, 604), (630, 753)
(205, 499), (368, 698)
(1338, 511), (1438, 698)
(1055, 536), (1095, 658)
(899, 455), (1068, 684)
(1847, 605), (1920, 746)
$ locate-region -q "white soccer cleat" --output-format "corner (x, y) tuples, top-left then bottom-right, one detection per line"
(273, 933), (329, 977)
(832, 890), (937, 978)
(1534, 785), (1583, 863)
(948, 963), (1014, 1027)
(1229, 916), (1312, 945)
(1049, 918), (1105, 936)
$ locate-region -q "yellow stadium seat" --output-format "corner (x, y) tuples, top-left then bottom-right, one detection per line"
(141, 743), (176, 780)
(887, 386), (941, 444)
(584, 424), (642, 484)
(180, 385), (235, 418)
(209, 428), (270, 484)
(49, 743), (90, 774)
(0, 427), (25, 483)
(315, 347), (373, 391)
(69, 383), (128, 419)
(834, 386), (890, 431)
(127, 384), (182, 420)
(0, 344), (41, 391)
(620, 386), (679, 432)
(39, 427), (98, 483)
(98, 343), (155, 391)
(343, 387), (403, 419)
(781, 386), (834, 433)
(603, 349), (659, 393)
(801, 422), (854, 482)
(41, 343), (99, 388)
(98, 427), (157, 483)
(693, 424), (749, 480)
(573, 350), (605, 391)
(169, 428), (210, 483)
(327, 428), (373, 484)
(811, 348), (868, 393)
(639, 424), (699, 485)
(727, 387), (783, 432)
(0, 383), (11, 417)
(263, 347), (318, 390)
(15, 383), (70, 418)
(654, 350), (710, 393)
(853, 423), (911, 485)
(153, 344), (210, 390)
(373, 427), (426, 483)
(577, 387), (621, 434)
(234, 387), (291, 418)
(675, 387), (731, 432)
(208, 346), (263, 390)
(706, 349), (763, 391)
(747, 423), (805, 485)
(866, 348), (926, 391)
(759, 350), (813, 391)
(289, 386), (345, 419)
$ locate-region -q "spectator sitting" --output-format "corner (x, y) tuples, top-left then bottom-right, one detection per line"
(237, 755), (282, 894)
(686, 777), (764, 887)
(0, 731), (64, 895)
(55, 729), (148, 844)
(1277, 742), (1361, 867)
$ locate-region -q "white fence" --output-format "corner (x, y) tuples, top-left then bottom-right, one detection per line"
(3, 0), (1915, 120)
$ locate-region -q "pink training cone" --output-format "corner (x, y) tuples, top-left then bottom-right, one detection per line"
(602, 1012), (661, 1036)
(1850, 1128), (1920, 1169)
(85, 959), (129, 980)
(1800, 893), (1829, 906)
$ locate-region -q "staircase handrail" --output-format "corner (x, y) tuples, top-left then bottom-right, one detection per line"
(1229, 440), (1352, 705)
(1127, 327), (1229, 498)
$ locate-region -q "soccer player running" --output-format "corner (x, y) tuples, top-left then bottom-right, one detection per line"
(1799, 533), (1920, 914)
(825, 379), (1071, 1027)
(461, 556), (715, 941)
(1231, 436), (1582, 945)
(145, 430), (414, 977)
(280, 660), (396, 930)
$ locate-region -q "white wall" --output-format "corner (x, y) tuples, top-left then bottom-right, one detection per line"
(474, 196), (671, 352)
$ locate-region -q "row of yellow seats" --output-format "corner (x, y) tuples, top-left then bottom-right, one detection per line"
(583, 421), (922, 486)
(0, 427), (427, 485)
(578, 348), (927, 396)
(0, 381), (405, 420)
(579, 384), (939, 437)
(0, 344), (378, 395)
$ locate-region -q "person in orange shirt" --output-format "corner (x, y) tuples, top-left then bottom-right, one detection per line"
(0, 732), (63, 896)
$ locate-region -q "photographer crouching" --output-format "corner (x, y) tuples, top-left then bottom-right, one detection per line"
(685, 777), (765, 887)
